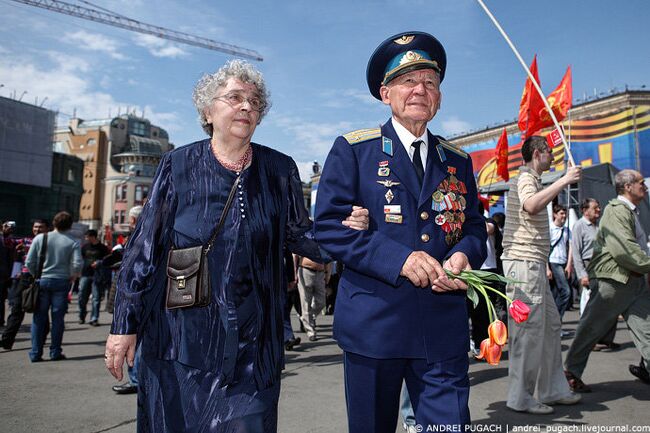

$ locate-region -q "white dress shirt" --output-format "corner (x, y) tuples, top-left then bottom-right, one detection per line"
(391, 117), (428, 170)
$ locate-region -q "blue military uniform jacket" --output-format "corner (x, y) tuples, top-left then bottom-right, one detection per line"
(314, 119), (487, 363)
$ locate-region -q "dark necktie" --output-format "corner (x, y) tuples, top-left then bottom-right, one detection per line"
(411, 140), (424, 185)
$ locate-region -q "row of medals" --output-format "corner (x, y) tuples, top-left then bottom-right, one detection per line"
(434, 169), (467, 245)
(377, 162), (468, 245)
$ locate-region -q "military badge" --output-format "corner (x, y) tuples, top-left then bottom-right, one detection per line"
(431, 190), (445, 212)
(384, 205), (401, 214)
(382, 136), (393, 156)
(436, 144), (447, 163)
(394, 35), (415, 45)
(385, 214), (403, 224)
(378, 167), (390, 176)
(459, 196), (467, 211)
(385, 189), (394, 204)
(377, 180), (401, 188)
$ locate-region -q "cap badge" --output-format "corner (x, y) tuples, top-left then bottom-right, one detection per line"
(394, 35), (415, 45)
(399, 51), (423, 66)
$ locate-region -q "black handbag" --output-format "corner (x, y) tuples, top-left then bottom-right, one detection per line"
(22, 232), (48, 313)
(166, 174), (240, 309)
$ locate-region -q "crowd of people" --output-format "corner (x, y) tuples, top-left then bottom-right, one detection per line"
(0, 29), (649, 433)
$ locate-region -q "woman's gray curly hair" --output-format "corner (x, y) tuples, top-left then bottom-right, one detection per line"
(192, 59), (271, 137)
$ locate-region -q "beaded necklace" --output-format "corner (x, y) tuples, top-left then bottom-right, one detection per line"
(212, 143), (252, 172)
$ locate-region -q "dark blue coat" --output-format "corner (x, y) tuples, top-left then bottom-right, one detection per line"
(314, 120), (487, 362)
(111, 139), (322, 388)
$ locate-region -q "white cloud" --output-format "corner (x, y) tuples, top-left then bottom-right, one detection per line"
(133, 34), (188, 58)
(294, 160), (319, 185)
(440, 116), (472, 136)
(0, 52), (180, 134)
(269, 114), (354, 158)
(321, 88), (377, 108)
(64, 30), (126, 60)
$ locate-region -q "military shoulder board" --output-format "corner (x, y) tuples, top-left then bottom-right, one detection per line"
(436, 137), (468, 159)
(343, 128), (381, 145)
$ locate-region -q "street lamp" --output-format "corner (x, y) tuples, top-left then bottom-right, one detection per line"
(18, 90), (27, 101)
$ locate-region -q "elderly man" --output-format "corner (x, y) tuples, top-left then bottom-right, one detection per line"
(314, 31), (487, 430)
(571, 198), (618, 351)
(564, 170), (650, 390)
(501, 135), (582, 415)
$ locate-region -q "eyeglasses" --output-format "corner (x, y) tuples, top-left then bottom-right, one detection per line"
(214, 91), (266, 112)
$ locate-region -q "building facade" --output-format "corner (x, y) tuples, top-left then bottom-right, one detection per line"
(54, 114), (173, 236)
(0, 97), (83, 235)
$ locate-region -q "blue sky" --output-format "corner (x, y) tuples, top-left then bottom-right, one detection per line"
(1, 0), (648, 181)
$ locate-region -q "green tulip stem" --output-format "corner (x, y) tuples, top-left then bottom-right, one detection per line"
(474, 284), (494, 324)
(479, 283), (513, 305)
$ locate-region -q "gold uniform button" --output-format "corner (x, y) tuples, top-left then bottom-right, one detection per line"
(421, 233), (430, 243)
(420, 211), (429, 221)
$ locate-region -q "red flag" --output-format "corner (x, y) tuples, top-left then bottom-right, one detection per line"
(534, 66), (572, 132)
(518, 55), (544, 139)
(495, 128), (509, 181)
(524, 66), (573, 137)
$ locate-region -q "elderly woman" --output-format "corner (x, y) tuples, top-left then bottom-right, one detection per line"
(104, 60), (368, 432)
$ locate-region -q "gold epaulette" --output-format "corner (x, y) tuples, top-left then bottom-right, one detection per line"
(437, 137), (468, 159)
(342, 128), (381, 145)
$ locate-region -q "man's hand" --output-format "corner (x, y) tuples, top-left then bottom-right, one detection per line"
(579, 276), (589, 287)
(105, 334), (137, 382)
(400, 251), (446, 288)
(434, 252), (470, 292)
(564, 264), (573, 278)
(547, 266), (553, 280)
(342, 206), (369, 231)
(562, 165), (582, 186)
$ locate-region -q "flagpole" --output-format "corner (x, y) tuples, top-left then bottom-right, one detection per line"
(475, 0), (576, 167)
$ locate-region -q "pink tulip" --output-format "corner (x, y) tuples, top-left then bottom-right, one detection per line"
(488, 320), (508, 345)
(509, 299), (530, 323)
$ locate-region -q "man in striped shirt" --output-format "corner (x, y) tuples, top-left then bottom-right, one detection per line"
(501, 135), (582, 415)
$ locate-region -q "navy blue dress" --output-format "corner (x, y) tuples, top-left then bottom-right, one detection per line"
(111, 140), (324, 433)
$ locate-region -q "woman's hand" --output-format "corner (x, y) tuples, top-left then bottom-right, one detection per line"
(105, 333), (137, 381)
(342, 206), (370, 231)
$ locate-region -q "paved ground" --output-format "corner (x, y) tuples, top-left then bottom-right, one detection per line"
(1, 298), (649, 433)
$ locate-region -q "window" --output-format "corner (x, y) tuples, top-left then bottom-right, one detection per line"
(87, 138), (96, 146)
(67, 169), (75, 182)
(115, 184), (127, 201)
(128, 120), (150, 137)
(134, 184), (150, 203)
(114, 210), (126, 224)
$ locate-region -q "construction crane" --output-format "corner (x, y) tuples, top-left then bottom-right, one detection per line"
(8, 0), (263, 61)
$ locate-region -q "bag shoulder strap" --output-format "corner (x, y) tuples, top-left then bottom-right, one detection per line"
(549, 226), (565, 254)
(36, 233), (48, 279)
(205, 174), (241, 253)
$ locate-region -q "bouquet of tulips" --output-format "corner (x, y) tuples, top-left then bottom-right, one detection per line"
(445, 269), (530, 365)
